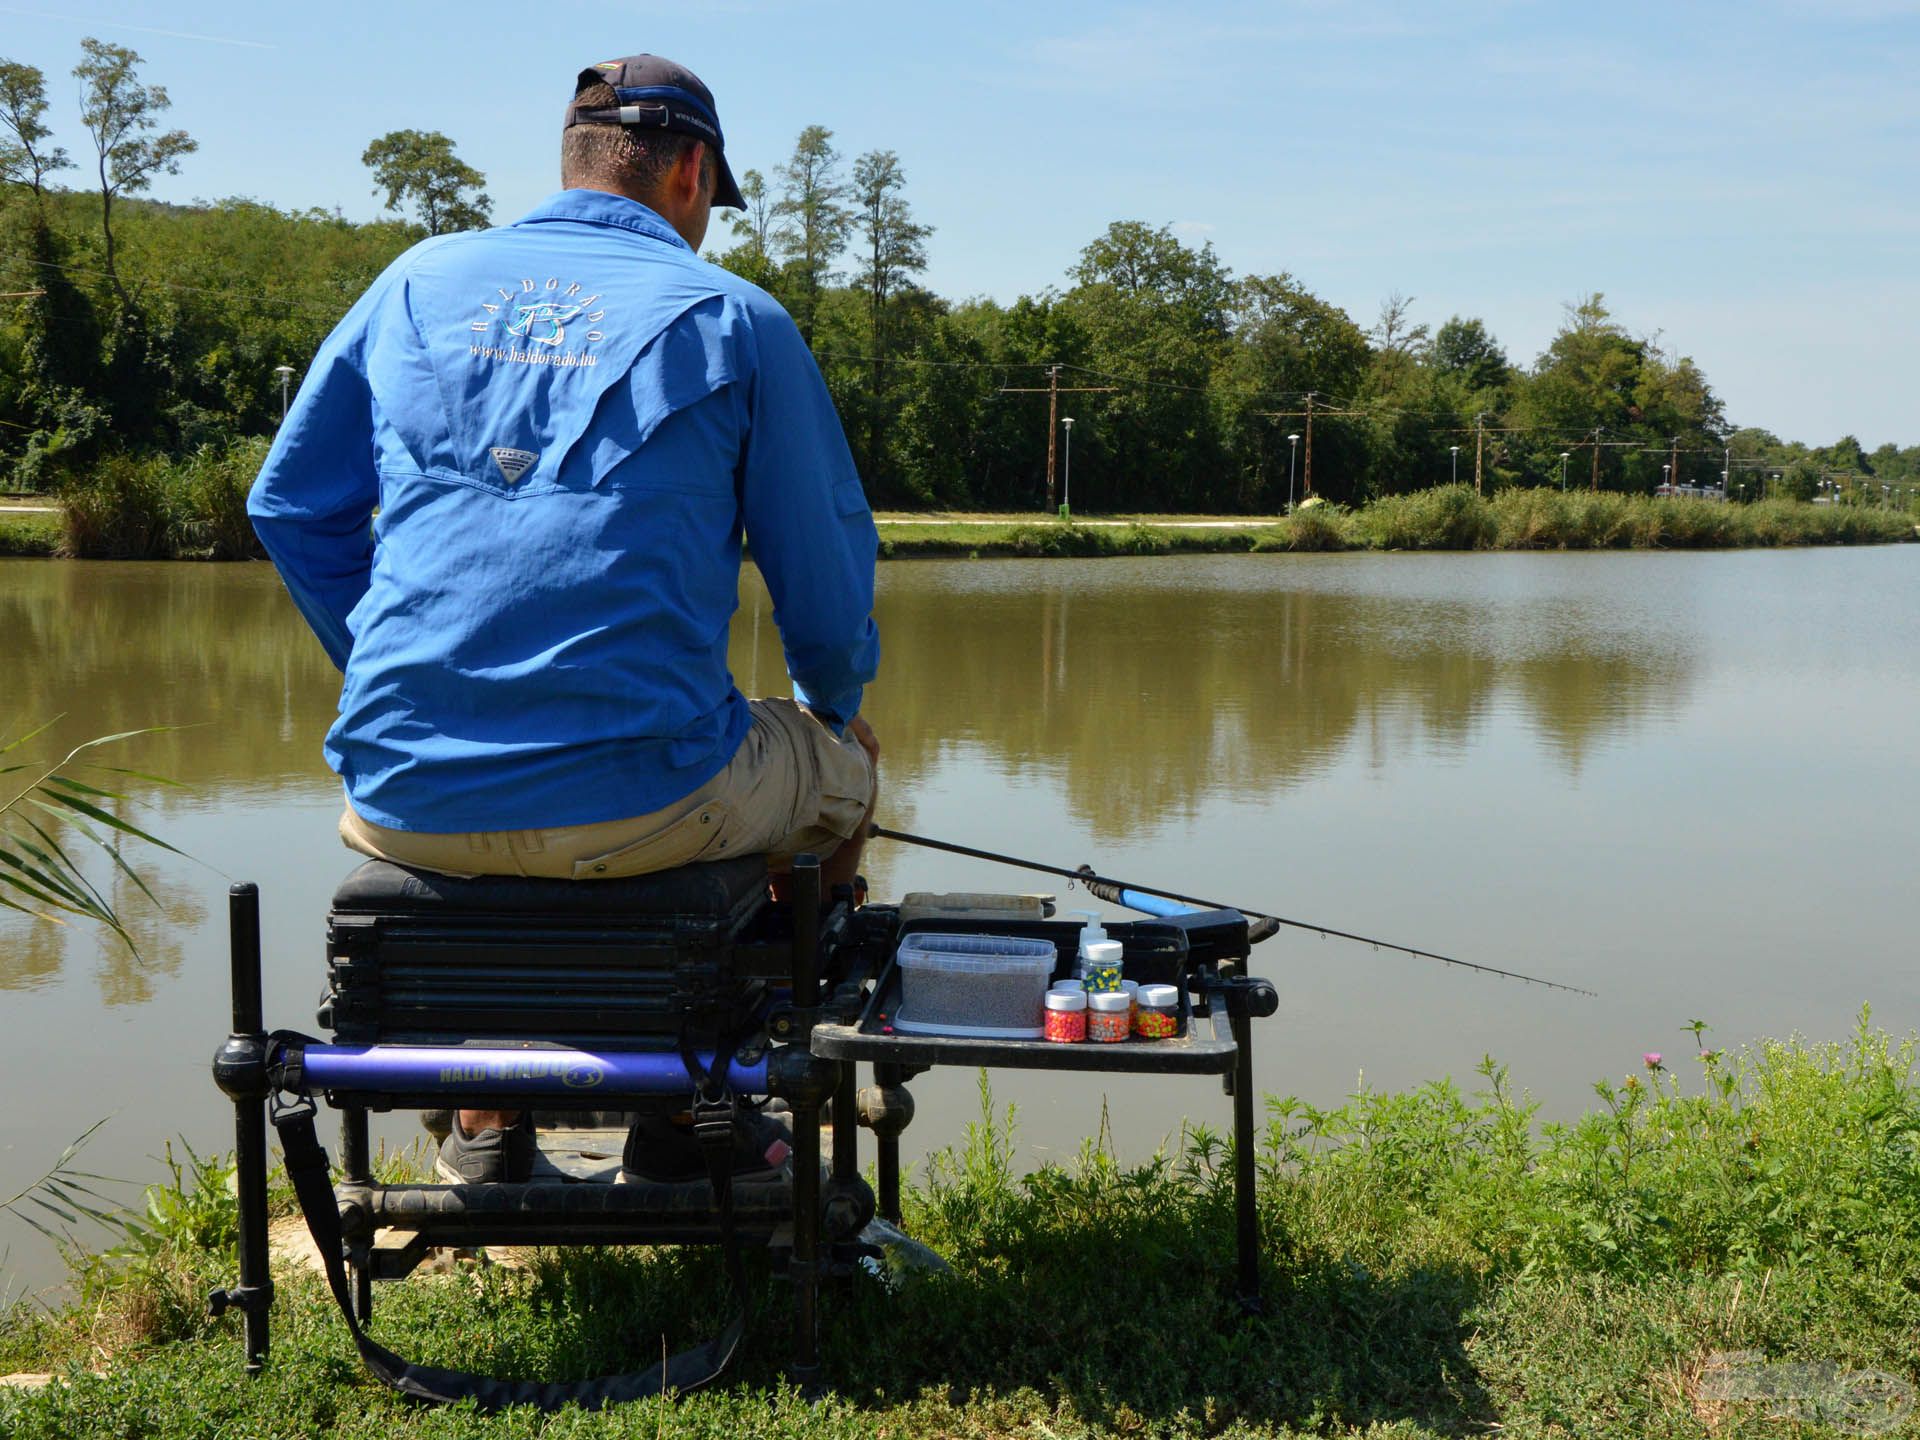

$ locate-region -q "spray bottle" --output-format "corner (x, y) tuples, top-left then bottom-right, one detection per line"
(1067, 909), (1126, 994)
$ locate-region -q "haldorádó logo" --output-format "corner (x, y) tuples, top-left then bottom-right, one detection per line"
(469, 278), (606, 368)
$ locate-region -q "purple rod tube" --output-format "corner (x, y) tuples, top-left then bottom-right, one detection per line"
(289, 1043), (767, 1098)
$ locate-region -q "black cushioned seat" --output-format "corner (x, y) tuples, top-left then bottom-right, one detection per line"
(330, 855), (769, 922)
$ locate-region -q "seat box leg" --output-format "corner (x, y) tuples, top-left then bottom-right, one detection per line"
(340, 1108), (373, 1321)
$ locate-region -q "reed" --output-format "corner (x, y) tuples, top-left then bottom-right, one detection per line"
(54, 441), (266, 561)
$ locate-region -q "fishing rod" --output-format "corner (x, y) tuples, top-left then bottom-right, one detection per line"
(868, 824), (1596, 998)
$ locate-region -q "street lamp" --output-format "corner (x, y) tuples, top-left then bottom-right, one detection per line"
(1662, 463), (1671, 495)
(273, 364), (295, 423)
(1287, 433), (1300, 511)
(1560, 451), (1570, 491)
(1450, 444), (1460, 487)
(1059, 416), (1074, 520)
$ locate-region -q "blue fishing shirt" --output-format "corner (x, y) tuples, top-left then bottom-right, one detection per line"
(249, 188), (880, 833)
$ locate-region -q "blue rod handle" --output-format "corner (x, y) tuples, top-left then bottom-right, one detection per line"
(1119, 888), (1200, 918)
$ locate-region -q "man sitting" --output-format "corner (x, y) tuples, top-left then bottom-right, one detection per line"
(249, 53), (880, 1184)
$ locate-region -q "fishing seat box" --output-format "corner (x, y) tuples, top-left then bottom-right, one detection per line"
(317, 855), (773, 1051)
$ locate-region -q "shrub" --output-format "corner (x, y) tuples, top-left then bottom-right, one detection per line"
(55, 441), (266, 560)
(1351, 484), (1495, 550)
(1265, 506), (1350, 552)
(58, 453), (175, 559)
(173, 439), (267, 560)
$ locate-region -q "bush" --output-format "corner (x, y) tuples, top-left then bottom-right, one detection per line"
(1252, 504), (1350, 552)
(1351, 484), (1495, 550)
(1488, 487), (1573, 548)
(173, 438), (267, 560)
(55, 441), (265, 560)
(58, 452), (174, 559)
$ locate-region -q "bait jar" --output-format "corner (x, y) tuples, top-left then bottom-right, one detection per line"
(1087, 990), (1131, 1043)
(1043, 988), (1087, 1043)
(1082, 939), (1126, 994)
(1134, 983), (1179, 1039)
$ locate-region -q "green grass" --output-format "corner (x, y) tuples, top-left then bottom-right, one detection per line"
(4, 1015), (1917, 1436)
(877, 490), (1916, 559)
(0, 509), (60, 557)
(876, 520), (1277, 559)
(14, 484), (1913, 567)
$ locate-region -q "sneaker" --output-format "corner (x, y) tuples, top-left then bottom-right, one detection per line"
(435, 1114), (537, 1184)
(618, 1109), (791, 1185)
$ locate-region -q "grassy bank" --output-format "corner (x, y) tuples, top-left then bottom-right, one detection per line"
(8, 479), (1913, 564)
(1, 441), (268, 560)
(876, 489), (1918, 558)
(0, 509), (61, 557)
(4, 1018), (1917, 1437)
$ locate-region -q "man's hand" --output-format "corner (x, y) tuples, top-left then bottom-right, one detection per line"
(848, 714), (880, 768)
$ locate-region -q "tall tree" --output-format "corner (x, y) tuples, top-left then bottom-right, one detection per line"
(0, 59), (70, 196)
(1225, 273), (1370, 504)
(772, 125), (850, 346)
(1064, 222), (1237, 508)
(361, 129), (491, 236)
(850, 149), (932, 482)
(1430, 315), (1511, 392)
(1368, 290), (1429, 357)
(726, 168), (775, 267)
(1513, 293), (1646, 489)
(73, 38), (196, 303)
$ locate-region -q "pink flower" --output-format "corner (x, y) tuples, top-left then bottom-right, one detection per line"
(1643, 1052), (1664, 1070)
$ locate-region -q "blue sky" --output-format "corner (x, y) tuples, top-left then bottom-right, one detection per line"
(5, 0), (1916, 445)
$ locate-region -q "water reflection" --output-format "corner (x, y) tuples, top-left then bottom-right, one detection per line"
(0, 560), (342, 794)
(2, 555), (1695, 989)
(785, 560), (1692, 839)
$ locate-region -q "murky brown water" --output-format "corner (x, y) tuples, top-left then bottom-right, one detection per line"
(4, 548), (1917, 1295)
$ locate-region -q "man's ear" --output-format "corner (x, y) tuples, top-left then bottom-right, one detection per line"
(678, 141), (709, 203)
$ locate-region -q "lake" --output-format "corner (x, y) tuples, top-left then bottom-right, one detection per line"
(3, 546), (1916, 1297)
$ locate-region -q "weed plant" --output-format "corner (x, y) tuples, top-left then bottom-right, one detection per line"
(1351, 486), (1498, 550)
(4, 1016), (1916, 1436)
(56, 440), (266, 560)
(0, 511), (59, 557)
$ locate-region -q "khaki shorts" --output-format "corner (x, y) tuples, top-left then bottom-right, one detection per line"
(339, 698), (874, 880)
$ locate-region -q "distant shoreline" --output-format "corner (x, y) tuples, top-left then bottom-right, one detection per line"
(869, 491), (1917, 557)
(4, 489), (1914, 562)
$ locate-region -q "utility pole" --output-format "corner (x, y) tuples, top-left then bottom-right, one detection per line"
(1669, 434), (1680, 493)
(1260, 392), (1364, 499)
(1306, 393), (1315, 497)
(1569, 427), (1636, 492)
(1474, 413), (1486, 495)
(999, 365), (1115, 511)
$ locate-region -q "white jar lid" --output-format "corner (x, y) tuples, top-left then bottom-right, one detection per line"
(1087, 991), (1131, 1013)
(1045, 988), (1088, 1011)
(1049, 978), (1085, 992)
(1083, 939), (1124, 963)
(1119, 979), (1139, 996)
(1138, 983), (1179, 1007)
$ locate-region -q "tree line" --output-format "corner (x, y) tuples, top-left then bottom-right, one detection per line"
(3, 41), (1916, 509)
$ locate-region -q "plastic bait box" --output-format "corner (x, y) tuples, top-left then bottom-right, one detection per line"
(891, 932), (1060, 1039)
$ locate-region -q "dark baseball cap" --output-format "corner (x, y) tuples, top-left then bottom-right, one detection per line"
(565, 54), (747, 210)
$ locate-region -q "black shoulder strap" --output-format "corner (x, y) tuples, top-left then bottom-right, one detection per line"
(271, 1103), (749, 1412)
